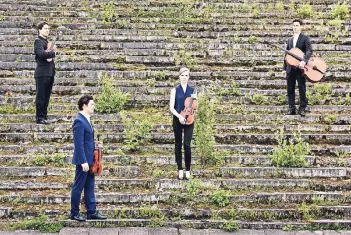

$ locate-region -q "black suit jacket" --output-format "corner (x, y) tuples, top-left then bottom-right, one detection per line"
(283, 33), (313, 74)
(34, 36), (56, 77)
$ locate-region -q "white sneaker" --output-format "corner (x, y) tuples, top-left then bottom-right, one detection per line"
(185, 171), (191, 180)
(178, 170), (184, 180)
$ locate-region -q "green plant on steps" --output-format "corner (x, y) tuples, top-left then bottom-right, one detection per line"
(121, 112), (153, 153)
(95, 73), (130, 114)
(324, 114), (337, 125)
(330, 2), (350, 20)
(269, 129), (310, 167)
(210, 189), (230, 207)
(247, 94), (270, 105)
(10, 214), (63, 232)
(174, 50), (198, 69)
(306, 83), (332, 105)
(221, 219), (240, 232)
(297, 3), (313, 18)
(19, 153), (66, 167)
(194, 93), (223, 166)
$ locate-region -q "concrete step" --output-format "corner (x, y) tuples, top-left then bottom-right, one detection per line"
(0, 142), (348, 157)
(0, 191), (346, 205)
(0, 165), (348, 179)
(2, 178), (350, 192)
(1, 123), (351, 134)
(2, 132), (351, 145)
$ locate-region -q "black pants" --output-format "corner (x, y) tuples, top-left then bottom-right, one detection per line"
(35, 76), (54, 121)
(287, 69), (308, 110)
(173, 116), (194, 171)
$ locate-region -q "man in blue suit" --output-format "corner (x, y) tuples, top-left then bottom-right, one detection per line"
(70, 95), (107, 221)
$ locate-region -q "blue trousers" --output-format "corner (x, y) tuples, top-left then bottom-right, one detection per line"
(70, 165), (96, 216)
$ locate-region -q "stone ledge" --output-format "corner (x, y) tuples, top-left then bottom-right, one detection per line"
(219, 167), (348, 178)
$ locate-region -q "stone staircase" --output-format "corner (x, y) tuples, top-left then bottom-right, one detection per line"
(0, 0), (351, 232)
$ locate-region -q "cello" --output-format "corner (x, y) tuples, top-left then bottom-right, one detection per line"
(265, 41), (327, 83)
(90, 134), (103, 176)
(180, 89), (198, 125)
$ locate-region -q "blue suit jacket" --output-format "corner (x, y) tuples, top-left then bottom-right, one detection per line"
(72, 113), (94, 165)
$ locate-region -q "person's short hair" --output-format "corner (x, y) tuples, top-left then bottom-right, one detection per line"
(37, 21), (48, 34)
(293, 19), (303, 26)
(179, 67), (190, 76)
(78, 95), (94, 111)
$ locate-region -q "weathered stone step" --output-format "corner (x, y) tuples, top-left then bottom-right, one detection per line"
(58, 218), (351, 230)
(217, 114), (351, 125)
(0, 166), (138, 177)
(1, 123), (351, 135)
(2, 176), (350, 192)
(0, 180), (67, 190)
(215, 133), (351, 145)
(3, 132), (351, 145)
(0, 178), (311, 191)
(14, 152), (351, 168)
(218, 167), (349, 179)
(1, 30), (349, 46)
(3, 83), (351, 97)
(3, 67), (349, 82)
(0, 142), (348, 157)
(0, 40), (349, 53)
(2, 77), (350, 91)
(9, 205), (351, 222)
(0, 191), (346, 205)
(0, 167), (64, 177)
(0, 164), (348, 178)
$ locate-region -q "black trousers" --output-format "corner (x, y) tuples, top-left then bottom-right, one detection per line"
(35, 76), (54, 120)
(287, 69), (308, 110)
(173, 116), (194, 171)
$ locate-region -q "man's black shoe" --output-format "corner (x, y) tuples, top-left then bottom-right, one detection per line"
(87, 211), (107, 220)
(286, 109), (296, 115)
(70, 214), (86, 222)
(298, 109), (306, 117)
(36, 119), (49, 125)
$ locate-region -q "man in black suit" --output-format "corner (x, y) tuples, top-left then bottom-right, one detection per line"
(283, 19), (313, 117)
(34, 22), (57, 124)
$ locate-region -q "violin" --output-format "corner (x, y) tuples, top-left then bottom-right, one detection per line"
(180, 90), (198, 125)
(46, 31), (61, 62)
(46, 40), (56, 62)
(265, 41), (327, 83)
(90, 134), (103, 176)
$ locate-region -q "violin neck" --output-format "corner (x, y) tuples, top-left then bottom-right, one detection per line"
(49, 40), (56, 50)
(267, 42), (304, 62)
(188, 98), (193, 108)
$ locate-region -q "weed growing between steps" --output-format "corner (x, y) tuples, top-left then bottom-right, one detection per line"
(324, 114), (337, 125)
(210, 190), (230, 207)
(269, 129), (309, 167)
(194, 93), (223, 166)
(9, 214), (63, 232)
(306, 83), (332, 105)
(95, 73), (130, 114)
(174, 50), (198, 69)
(330, 2), (350, 20)
(221, 220), (240, 232)
(283, 223), (348, 231)
(120, 112), (153, 153)
(297, 3), (313, 18)
(0, 103), (35, 114)
(19, 153), (67, 167)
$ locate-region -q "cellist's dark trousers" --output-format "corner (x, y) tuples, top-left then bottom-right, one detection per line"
(287, 69), (308, 110)
(173, 116), (194, 171)
(70, 165), (96, 216)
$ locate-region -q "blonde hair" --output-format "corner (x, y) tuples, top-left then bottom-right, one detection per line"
(179, 67), (190, 76)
